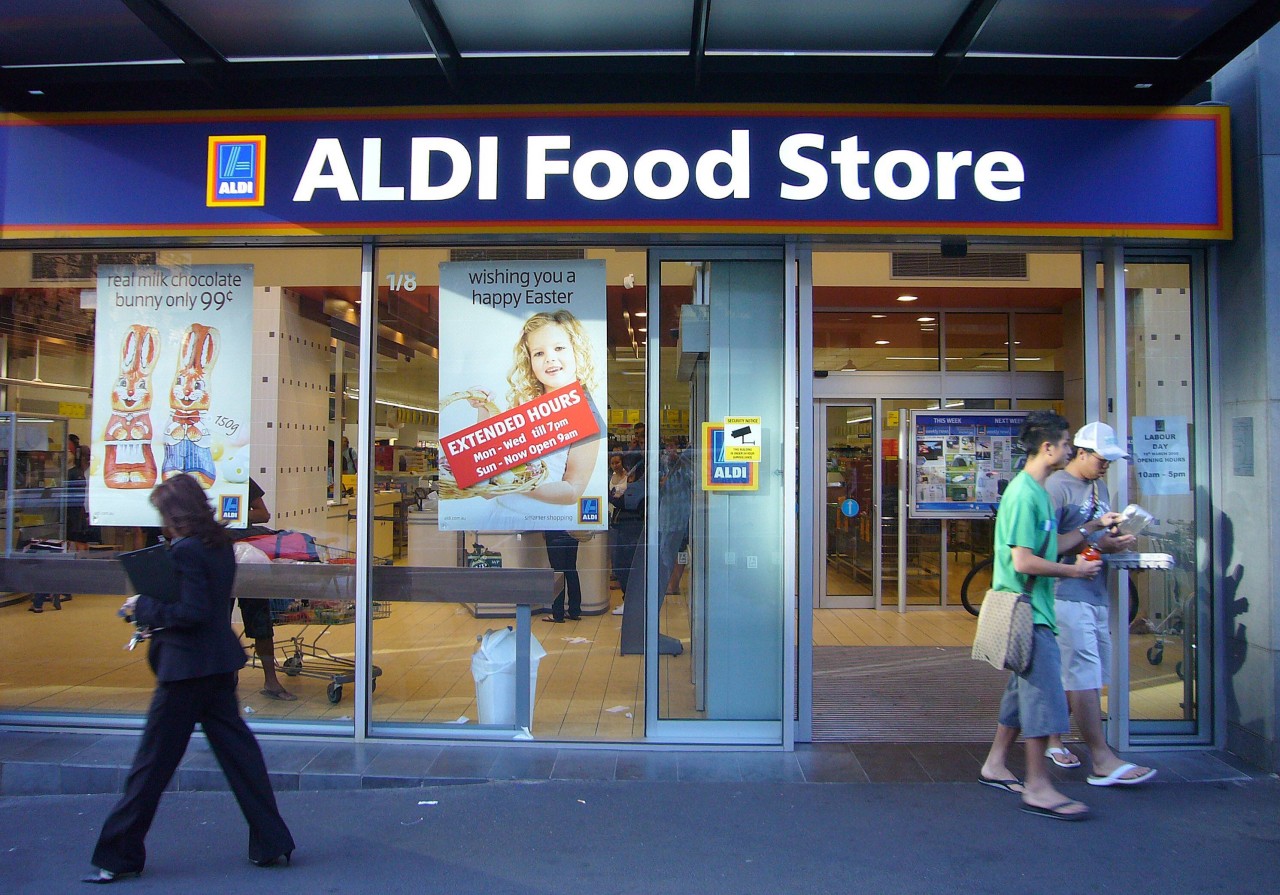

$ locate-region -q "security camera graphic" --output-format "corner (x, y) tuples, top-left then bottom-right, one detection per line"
(729, 425), (755, 444)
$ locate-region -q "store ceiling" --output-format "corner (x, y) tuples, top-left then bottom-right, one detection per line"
(2, 1), (1278, 113)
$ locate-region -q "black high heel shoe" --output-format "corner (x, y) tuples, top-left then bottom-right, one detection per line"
(251, 851), (292, 868)
(81, 868), (141, 884)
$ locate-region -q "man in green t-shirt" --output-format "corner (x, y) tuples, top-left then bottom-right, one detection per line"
(977, 411), (1115, 822)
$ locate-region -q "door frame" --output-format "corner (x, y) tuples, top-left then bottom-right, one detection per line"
(643, 245), (794, 746)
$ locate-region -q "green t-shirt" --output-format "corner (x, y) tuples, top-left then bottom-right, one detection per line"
(992, 471), (1058, 632)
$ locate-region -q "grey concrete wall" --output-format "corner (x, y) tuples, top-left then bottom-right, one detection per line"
(1212, 26), (1280, 772)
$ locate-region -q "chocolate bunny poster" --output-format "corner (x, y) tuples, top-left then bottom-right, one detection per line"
(90, 264), (254, 528)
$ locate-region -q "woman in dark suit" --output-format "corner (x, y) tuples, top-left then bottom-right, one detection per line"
(84, 474), (295, 884)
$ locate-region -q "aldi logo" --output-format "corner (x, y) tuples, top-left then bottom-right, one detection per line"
(207, 136), (266, 207)
(578, 496), (602, 525)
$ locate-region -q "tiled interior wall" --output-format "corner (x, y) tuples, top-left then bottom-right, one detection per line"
(251, 286), (344, 545)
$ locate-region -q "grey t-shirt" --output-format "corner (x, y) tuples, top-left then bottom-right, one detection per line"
(1045, 469), (1111, 606)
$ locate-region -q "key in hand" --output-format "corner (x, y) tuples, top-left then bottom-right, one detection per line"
(126, 631), (143, 651)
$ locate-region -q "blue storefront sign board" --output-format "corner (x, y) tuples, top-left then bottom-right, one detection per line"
(0, 104), (1229, 239)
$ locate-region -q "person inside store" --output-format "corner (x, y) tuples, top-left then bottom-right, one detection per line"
(1042, 422), (1157, 786)
(977, 411), (1116, 822)
(607, 451), (630, 613)
(542, 529), (583, 623)
(84, 473), (294, 884)
(230, 478), (296, 700)
(610, 446), (645, 619)
(340, 436), (357, 475)
(658, 438), (692, 598)
(28, 435), (87, 613)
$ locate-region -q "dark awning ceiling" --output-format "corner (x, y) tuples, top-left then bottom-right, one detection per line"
(2, 1), (1278, 112)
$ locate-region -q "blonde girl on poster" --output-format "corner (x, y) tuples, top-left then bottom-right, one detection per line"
(465, 309), (603, 527)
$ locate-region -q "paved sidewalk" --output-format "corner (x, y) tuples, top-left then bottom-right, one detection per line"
(0, 728), (1258, 793)
(5, 775), (1279, 895)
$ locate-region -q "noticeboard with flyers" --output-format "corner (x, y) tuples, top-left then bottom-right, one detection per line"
(909, 410), (1029, 518)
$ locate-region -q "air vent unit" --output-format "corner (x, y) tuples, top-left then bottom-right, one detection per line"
(450, 248), (585, 262)
(892, 252), (1028, 279)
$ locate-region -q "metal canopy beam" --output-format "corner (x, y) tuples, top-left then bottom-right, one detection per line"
(934, 0), (1001, 88)
(118, 0), (225, 72)
(691, 0), (711, 90)
(405, 0), (460, 89)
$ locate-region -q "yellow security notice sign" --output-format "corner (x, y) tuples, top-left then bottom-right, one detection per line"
(722, 416), (761, 462)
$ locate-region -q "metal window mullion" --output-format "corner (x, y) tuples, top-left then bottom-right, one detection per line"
(1082, 249), (1102, 420)
(354, 239), (376, 742)
(644, 250), (661, 733)
(797, 247), (815, 742)
(784, 242), (801, 748)
(1103, 245), (1130, 751)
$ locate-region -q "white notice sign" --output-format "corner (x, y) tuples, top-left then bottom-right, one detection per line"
(1131, 416), (1190, 495)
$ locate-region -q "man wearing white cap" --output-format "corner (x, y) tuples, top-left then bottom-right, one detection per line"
(1043, 421), (1156, 786)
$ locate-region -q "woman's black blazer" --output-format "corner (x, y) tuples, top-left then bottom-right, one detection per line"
(134, 536), (248, 683)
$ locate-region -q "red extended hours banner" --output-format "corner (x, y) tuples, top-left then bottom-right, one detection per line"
(440, 381), (600, 489)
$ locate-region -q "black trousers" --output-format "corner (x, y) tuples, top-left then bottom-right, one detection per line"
(91, 672), (295, 873)
(544, 530), (582, 619)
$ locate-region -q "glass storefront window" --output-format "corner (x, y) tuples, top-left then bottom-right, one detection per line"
(815, 312), (941, 372)
(0, 246), (363, 725)
(1014, 313), (1064, 372)
(366, 247), (649, 740)
(945, 313), (1010, 372)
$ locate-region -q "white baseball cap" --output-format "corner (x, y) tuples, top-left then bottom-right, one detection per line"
(1074, 421), (1128, 461)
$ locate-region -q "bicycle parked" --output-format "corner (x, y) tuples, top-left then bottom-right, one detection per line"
(959, 549), (1141, 622)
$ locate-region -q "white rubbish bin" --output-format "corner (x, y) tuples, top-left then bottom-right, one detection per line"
(472, 626), (546, 726)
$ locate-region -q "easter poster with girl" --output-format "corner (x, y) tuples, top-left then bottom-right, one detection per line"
(437, 260), (608, 532)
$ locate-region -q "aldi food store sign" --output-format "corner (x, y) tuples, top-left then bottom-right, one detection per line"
(0, 104), (1230, 239)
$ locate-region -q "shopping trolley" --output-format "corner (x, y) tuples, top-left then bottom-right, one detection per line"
(253, 542), (392, 704)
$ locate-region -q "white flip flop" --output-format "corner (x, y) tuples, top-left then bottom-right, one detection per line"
(1045, 746), (1081, 769)
(1087, 762), (1157, 786)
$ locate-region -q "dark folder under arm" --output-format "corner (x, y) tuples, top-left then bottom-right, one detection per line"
(119, 544), (181, 604)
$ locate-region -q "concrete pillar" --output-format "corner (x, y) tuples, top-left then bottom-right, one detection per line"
(1212, 24), (1280, 772)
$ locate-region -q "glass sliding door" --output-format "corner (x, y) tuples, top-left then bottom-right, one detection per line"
(820, 403), (876, 609)
(648, 250), (790, 741)
(1120, 256), (1209, 739)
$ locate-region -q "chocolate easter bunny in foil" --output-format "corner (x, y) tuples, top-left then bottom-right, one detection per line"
(102, 324), (161, 489)
(162, 323), (220, 487)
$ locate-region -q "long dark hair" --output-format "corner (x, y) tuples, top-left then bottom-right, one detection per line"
(150, 474), (231, 548)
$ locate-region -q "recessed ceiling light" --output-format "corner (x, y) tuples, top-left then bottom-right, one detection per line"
(870, 313), (887, 318)
(917, 316), (935, 322)
(897, 295), (918, 302)
(875, 339), (890, 345)
(636, 327), (647, 333)
(1134, 83), (1153, 89)
(633, 311), (647, 317)
(28, 89), (44, 96)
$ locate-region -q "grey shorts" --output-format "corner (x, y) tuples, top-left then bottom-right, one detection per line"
(1056, 600), (1111, 691)
(997, 625), (1069, 739)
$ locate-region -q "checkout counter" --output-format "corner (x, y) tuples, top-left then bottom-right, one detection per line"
(325, 490), (403, 561)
